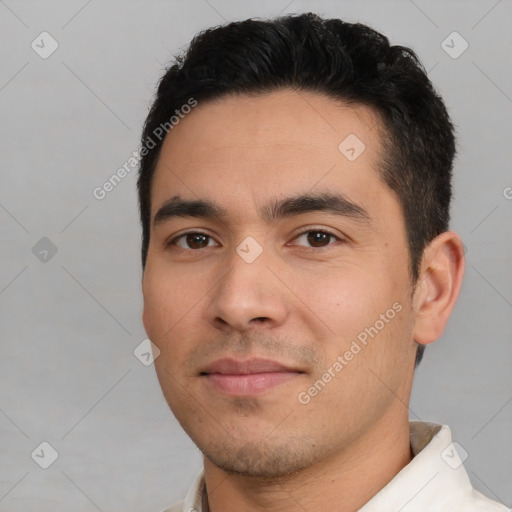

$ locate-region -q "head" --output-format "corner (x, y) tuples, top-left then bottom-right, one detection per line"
(138, 13), (464, 478)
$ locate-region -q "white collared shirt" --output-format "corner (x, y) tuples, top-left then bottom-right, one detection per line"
(161, 422), (509, 512)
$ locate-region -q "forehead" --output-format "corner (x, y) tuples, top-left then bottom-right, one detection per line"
(150, 89), (391, 221)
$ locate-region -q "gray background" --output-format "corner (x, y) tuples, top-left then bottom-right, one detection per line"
(0, 0), (511, 510)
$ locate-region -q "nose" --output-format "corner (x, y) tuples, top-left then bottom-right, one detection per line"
(205, 247), (289, 332)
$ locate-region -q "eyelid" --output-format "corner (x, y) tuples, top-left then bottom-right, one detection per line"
(288, 225), (345, 245)
(166, 229), (219, 248)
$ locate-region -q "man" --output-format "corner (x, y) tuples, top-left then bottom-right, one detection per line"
(137, 12), (508, 512)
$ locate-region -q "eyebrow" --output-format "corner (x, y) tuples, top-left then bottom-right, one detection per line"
(152, 192), (371, 227)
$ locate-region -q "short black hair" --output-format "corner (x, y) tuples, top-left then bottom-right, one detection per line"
(137, 13), (457, 366)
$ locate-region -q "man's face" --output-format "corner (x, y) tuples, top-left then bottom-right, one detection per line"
(142, 89), (418, 477)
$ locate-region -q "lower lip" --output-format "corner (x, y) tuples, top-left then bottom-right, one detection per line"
(204, 372), (299, 395)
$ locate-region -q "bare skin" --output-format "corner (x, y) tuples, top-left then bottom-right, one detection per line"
(141, 89), (465, 512)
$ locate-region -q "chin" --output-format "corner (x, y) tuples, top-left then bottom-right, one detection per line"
(200, 439), (318, 479)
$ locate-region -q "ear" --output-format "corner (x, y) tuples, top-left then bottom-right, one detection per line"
(412, 231), (465, 345)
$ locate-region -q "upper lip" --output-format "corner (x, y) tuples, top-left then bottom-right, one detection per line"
(201, 358), (302, 375)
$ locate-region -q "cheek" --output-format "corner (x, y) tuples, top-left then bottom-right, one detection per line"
(291, 263), (386, 329)
(142, 264), (200, 345)
(289, 261), (409, 360)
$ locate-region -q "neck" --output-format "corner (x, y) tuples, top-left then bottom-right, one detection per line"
(203, 414), (412, 512)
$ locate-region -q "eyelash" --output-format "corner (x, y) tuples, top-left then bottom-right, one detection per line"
(166, 227), (343, 251)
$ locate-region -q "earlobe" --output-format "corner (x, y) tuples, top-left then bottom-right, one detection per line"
(413, 231), (465, 346)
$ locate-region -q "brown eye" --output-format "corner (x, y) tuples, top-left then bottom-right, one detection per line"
(307, 231), (332, 247)
(293, 230), (339, 248)
(186, 233), (210, 249)
(171, 232), (217, 250)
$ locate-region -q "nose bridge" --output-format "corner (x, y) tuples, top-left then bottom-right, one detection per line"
(218, 239), (269, 308)
(206, 238), (287, 330)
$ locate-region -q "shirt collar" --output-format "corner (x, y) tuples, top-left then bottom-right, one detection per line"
(359, 421), (474, 511)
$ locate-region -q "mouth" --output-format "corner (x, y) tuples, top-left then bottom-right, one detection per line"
(200, 357), (305, 396)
